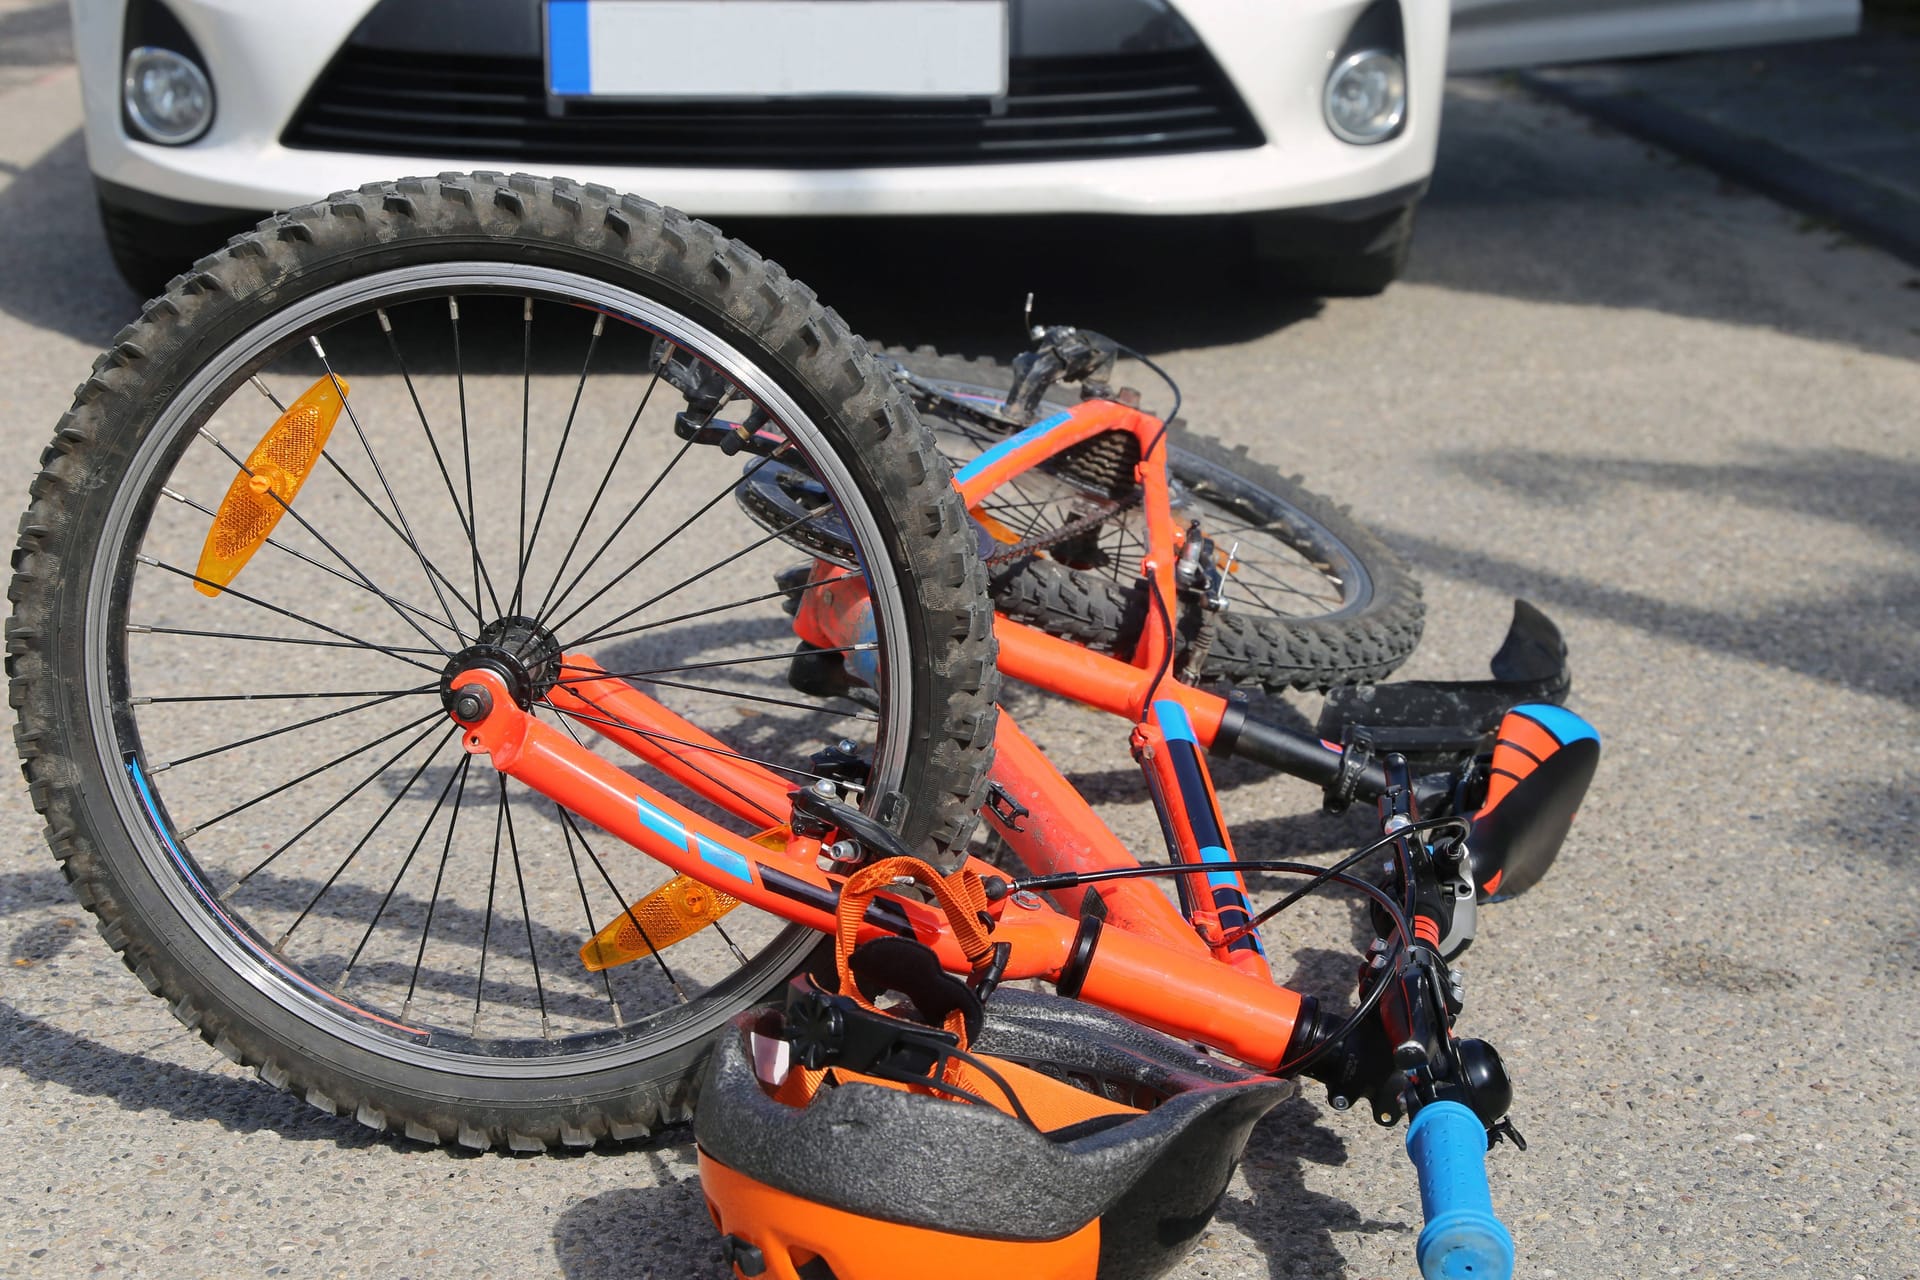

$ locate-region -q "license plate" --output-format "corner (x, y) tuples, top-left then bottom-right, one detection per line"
(545, 1), (1009, 100)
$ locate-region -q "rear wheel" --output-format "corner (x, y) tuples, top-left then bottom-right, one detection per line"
(10, 175), (996, 1150)
(879, 348), (1424, 691)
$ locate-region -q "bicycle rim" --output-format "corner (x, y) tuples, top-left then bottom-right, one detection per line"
(81, 262), (916, 1079)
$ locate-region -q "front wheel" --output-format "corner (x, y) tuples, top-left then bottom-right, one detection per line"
(11, 175), (997, 1150)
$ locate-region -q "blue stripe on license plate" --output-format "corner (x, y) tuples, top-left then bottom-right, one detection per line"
(548, 1), (592, 95)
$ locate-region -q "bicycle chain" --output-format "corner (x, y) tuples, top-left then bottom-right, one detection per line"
(982, 492), (1139, 567)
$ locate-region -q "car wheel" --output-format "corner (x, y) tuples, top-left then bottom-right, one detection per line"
(1250, 204), (1416, 298)
(96, 191), (250, 299)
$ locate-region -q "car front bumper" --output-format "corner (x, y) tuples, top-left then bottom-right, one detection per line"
(78, 0), (1445, 220)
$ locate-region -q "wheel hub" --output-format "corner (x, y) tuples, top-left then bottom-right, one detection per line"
(440, 615), (562, 713)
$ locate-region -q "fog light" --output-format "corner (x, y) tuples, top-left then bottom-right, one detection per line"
(124, 46), (213, 145)
(1325, 49), (1405, 145)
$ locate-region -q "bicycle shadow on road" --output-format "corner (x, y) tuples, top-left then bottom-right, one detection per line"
(0, 991), (390, 1147)
(1216, 1094), (1411, 1280)
(1413, 443), (1920, 711)
(553, 1164), (734, 1280)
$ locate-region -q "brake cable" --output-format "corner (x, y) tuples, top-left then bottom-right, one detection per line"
(1008, 858), (1412, 1078)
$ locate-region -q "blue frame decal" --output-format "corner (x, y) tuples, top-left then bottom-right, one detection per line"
(953, 411), (1073, 484)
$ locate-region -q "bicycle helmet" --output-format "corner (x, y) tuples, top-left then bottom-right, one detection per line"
(694, 857), (1291, 1280)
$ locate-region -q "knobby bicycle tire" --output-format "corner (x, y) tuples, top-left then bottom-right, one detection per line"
(8, 174), (997, 1151)
(881, 348), (1425, 692)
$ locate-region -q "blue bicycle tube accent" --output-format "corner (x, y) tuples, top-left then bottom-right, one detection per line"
(1406, 1101), (1515, 1280)
(1510, 703), (1598, 748)
(635, 793), (754, 886)
(695, 833), (753, 885)
(952, 411), (1073, 483)
(1151, 698), (1197, 744)
(1151, 700), (1264, 954)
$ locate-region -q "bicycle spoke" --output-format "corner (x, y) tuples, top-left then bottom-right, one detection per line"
(555, 801), (686, 1003)
(148, 687), (428, 772)
(129, 624), (440, 658)
(249, 372), (486, 623)
(499, 795), (551, 1038)
(555, 801), (624, 1025)
(534, 435), (695, 632)
(218, 715), (448, 889)
(272, 727), (457, 949)
(541, 694), (862, 796)
(135, 687), (431, 705)
(192, 428), (459, 655)
(139, 557), (444, 675)
(555, 642), (874, 685)
(531, 356), (670, 623)
(546, 454), (772, 638)
(192, 710), (443, 842)
(338, 753), (470, 990)
(538, 694), (786, 827)
(564, 500), (824, 648)
(515, 297), (533, 616)
(159, 487), (465, 639)
(450, 296), (505, 617)
(574, 569), (856, 650)
(624, 674), (878, 722)
(708, 917), (752, 968)
(514, 310), (604, 615)
(403, 755), (473, 1021)
(310, 336), (468, 644)
(472, 788), (508, 1035)
(378, 307), (504, 617)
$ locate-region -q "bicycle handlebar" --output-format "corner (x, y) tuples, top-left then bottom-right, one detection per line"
(1406, 1101), (1515, 1280)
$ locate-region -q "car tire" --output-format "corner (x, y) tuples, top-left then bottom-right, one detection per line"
(1250, 204), (1416, 298)
(96, 193), (250, 300)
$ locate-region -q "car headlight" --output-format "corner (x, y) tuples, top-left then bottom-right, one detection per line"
(1324, 49), (1405, 145)
(124, 45), (214, 145)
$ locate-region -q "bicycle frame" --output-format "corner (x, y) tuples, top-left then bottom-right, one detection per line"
(449, 394), (1330, 1071)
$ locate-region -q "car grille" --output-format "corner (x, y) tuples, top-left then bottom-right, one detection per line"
(281, 46), (1263, 167)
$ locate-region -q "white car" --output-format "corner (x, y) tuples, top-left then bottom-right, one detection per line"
(83, 0), (1858, 297)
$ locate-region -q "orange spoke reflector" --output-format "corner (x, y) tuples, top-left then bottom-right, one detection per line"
(193, 375), (347, 597)
(580, 872), (743, 972)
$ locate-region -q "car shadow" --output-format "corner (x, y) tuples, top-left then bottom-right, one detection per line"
(0, 130), (140, 349)
(0, 126), (1324, 358)
(1413, 81), (1920, 364)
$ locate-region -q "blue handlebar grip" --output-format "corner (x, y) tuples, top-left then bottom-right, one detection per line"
(1405, 1101), (1515, 1280)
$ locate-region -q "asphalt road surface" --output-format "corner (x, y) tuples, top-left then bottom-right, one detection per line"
(2, 21), (1918, 1280)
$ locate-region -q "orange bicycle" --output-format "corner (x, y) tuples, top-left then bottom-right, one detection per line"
(11, 176), (1595, 1277)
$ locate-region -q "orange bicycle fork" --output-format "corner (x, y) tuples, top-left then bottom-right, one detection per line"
(444, 663), (1304, 1070)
